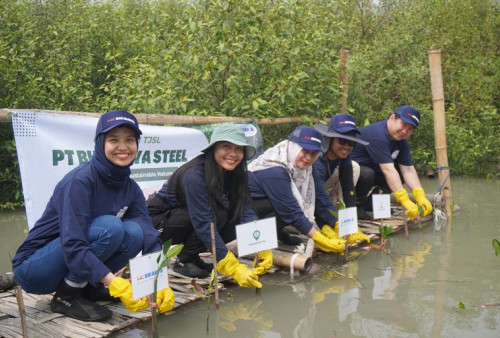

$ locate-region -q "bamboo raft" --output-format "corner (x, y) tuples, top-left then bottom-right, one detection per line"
(0, 203), (438, 337)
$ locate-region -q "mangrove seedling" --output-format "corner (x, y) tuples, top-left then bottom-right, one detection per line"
(377, 224), (394, 248)
(151, 239), (184, 338)
(192, 269), (217, 334)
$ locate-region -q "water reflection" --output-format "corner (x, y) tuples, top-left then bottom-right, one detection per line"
(2, 178), (500, 337)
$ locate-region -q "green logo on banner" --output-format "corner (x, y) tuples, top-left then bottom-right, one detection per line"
(253, 230), (260, 241)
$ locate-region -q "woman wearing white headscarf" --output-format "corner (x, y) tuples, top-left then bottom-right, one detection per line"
(248, 126), (345, 253)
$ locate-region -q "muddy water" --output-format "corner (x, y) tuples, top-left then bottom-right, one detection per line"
(2, 177), (500, 337)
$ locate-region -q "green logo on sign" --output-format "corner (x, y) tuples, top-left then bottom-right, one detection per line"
(253, 230), (261, 241)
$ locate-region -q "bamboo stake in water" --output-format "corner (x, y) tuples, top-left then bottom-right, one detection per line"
(15, 285), (28, 338)
(209, 222), (220, 310)
(428, 50), (453, 220)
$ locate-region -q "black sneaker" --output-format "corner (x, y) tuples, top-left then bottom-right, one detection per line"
(50, 282), (112, 322)
(82, 284), (119, 303)
(194, 256), (214, 273)
(173, 260), (209, 278)
(278, 228), (302, 245)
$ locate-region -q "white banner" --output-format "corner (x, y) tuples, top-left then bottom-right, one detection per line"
(11, 111), (208, 229)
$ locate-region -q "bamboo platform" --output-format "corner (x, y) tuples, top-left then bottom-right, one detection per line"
(0, 207), (432, 337)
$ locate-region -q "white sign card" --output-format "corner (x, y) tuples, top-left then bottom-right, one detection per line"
(235, 217), (278, 257)
(338, 207), (358, 237)
(372, 194), (391, 219)
(129, 251), (169, 300)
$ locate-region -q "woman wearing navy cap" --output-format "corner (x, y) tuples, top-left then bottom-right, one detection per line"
(12, 110), (174, 322)
(248, 126), (346, 254)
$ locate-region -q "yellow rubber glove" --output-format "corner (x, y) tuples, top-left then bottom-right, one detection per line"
(156, 287), (175, 313)
(109, 276), (150, 312)
(394, 188), (419, 220)
(412, 187), (433, 216)
(321, 222), (339, 239)
(312, 231), (346, 254)
(347, 230), (371, 244)
(217, 251), (262, 288)
(252, 250), (273, 276)
(326, 222), (369, 244)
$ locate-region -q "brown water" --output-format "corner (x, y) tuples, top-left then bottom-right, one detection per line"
(2, 177), (500, 337)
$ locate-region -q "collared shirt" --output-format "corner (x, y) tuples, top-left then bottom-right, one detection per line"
(351, 120), (412, 170)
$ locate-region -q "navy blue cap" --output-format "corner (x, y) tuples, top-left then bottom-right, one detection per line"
(95, 110), (142, 138)
(394, 105), (420, 128)
(314, 114), (369, 146)
(289, 126), (322, 151)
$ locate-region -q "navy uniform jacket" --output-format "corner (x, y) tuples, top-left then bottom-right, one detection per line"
(157, 156), (257, 261)
(12, 162), (161, 285)
(351, 120), (413, 170)
(248, 167), (314, 235)
(312, 154), (356, 226)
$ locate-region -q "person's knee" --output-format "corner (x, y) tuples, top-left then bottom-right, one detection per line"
(122, 221), (144, 244)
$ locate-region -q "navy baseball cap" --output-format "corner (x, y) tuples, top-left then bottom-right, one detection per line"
(394, 105), (420, 128)
(314, 114), (369, 146)
(289, 126), (322, 151)
(95, 110), (142, 138)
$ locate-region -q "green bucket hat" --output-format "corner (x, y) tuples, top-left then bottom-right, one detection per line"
(201, 124), (256, 160)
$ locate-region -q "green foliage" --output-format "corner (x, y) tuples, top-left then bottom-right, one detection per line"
(1, 0), (500, 206)
(152, 239), (183, 337)
(0, 124), (23, 209)
(378, 224), (394, 242)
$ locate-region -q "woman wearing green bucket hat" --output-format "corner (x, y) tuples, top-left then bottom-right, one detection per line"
(147, 124), (272, 285)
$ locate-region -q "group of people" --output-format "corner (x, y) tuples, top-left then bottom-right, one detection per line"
(11, 106), (433, 322)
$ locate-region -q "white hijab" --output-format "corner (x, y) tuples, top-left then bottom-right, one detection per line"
(248, 140), (317, 224)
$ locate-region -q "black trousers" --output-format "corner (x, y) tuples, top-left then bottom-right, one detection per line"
(148, 194), (233, 261)
(356, 165), (404, 209)
(250, 197), (287, 230)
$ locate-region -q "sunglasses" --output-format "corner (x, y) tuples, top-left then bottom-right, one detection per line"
(337, 138), (356, 147)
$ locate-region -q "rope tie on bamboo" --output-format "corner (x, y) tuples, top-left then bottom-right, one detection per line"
(435, 166), (450, 193)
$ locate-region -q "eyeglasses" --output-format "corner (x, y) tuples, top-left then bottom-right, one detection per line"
(337, 138), (356, 147)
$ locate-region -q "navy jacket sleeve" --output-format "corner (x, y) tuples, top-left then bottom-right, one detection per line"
(312, 158), (337, 226)
(338, 158), (356, 208)
(182, 168), (229, 261)
(58, 175), (112, 285)
(249, 167), (314, 235)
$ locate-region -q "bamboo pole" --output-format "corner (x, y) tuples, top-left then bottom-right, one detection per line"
(209, 222), (220, 310)
(428, 50), (453, 219)
(0, 108), (320, 126)
(15, 285), (28, 338)
(338, 49), (350, 113)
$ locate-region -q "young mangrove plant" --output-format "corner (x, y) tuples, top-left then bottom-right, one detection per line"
(152, 239), (184, 338)
(192, 269), (217, 334)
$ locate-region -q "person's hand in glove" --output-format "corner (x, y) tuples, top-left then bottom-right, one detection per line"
(347, 230), (371, 244)
(394, 188), (419, 220)
(312, 231), (346, 254)
(109, 276), (150, 312)
(217, 251), (262, 288)
(412, 187), (433, 216)
(252, 250), (273, 276)
(154, 287), (175, 313)
(321, 222), (339, 239)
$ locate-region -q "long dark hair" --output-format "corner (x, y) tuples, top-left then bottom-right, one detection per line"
(203, 146), (250, 224)
(167, 146), (250, 224)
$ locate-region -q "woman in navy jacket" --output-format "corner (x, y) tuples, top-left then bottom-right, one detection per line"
(12, 110), (173, 322)
(147, 124), (272, 285)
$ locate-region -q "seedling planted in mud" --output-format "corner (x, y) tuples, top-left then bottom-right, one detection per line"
(152, 239), (184, 338)
(192, 269), (217, 334)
